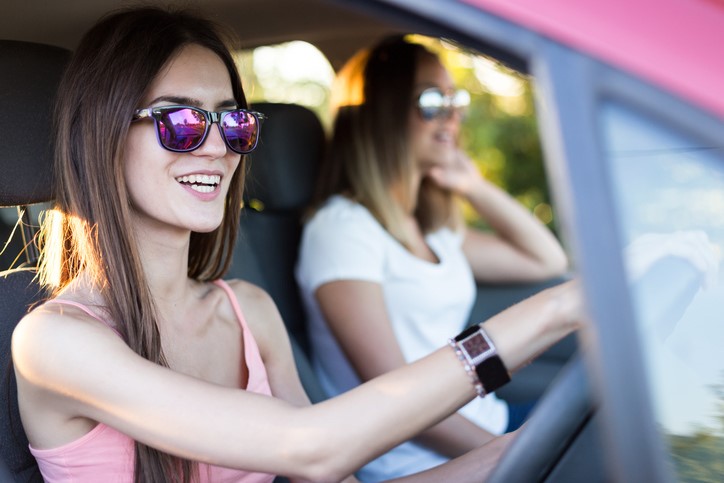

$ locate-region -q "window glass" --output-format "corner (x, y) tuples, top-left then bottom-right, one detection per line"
(236, 39), (555, 233)
(234, 41), (335, 129)
(601, 101), (724, 481)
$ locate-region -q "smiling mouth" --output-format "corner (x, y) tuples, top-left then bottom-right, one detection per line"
(175, 174), (221, 193)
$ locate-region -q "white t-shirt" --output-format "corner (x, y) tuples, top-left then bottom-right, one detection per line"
(296, 195), (509, 481)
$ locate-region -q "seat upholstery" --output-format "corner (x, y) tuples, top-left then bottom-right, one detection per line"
(229, 102), (328, 403)
(0, 40), (69, 206)
(231, 103), (325, 352)
(0, 39), (70, 482)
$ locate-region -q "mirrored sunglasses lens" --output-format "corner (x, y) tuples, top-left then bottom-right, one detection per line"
(158, 108), (206, 151)
(221, 111), (260, 153)
(418, 90), (445, 119)
(417, 89), (470, 120)
(453, 89), (471, 108)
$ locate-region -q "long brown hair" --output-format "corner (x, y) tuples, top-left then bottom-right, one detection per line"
(314, 35), (458, 248)
(37, 6), (247, 482)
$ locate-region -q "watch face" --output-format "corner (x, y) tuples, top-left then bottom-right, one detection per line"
(461, 332), (491, 359)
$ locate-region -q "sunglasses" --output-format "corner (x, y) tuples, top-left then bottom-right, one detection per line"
(132, 105), (266, 154)
(416, 88), (471, 120)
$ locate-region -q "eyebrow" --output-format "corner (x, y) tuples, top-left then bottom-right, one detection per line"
(148, 95), (238, 109)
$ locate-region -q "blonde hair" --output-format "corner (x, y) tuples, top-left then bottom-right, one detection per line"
(315, 35), (459, 248)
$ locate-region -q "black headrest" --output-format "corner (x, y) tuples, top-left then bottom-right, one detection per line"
(0, 40), (71, 207)
(244, 102), (326, 212)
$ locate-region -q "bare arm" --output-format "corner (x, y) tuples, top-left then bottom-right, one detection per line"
(316, 279), (498, 456)
(12, 280), (579, 482)
(426, 150), (568, 282)
(389, 430), (519, 483)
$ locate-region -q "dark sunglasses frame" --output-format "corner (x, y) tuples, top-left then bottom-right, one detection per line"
(133, 105), (267, 154)
(416, 87), (471, 121)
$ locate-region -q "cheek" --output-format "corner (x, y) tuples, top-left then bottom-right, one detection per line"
(122, 127), (170, 207)
(408, 114), (433, 157)
(408, 108), (423, 133)
(124, 125), (154, 171)
(224, 154), (242, 187)
(123, 133), (148, 192)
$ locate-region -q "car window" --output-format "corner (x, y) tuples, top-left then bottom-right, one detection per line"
(238, 37), (556, 234)
(236, 41), (335, 129)
(600, 101), (724, 480)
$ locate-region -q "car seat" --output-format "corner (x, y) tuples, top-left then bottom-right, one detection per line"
(0, 39), (71, 482)
(229, 102), (328, 403)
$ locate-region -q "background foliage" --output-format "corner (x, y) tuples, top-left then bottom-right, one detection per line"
(667, 378), (724, 482)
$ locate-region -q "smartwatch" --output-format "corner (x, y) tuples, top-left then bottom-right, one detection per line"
(454, 324), (511, 395)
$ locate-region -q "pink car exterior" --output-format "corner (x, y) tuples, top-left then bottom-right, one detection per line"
(464, 0), (724, 118)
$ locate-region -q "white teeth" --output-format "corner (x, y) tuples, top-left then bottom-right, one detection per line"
(190, 185), (215, 193)
(175, 174), (221, 188)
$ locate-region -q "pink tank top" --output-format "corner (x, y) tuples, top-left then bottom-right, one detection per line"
(29, 280), (275, 483)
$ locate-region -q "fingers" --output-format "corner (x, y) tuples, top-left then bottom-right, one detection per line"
(425, 150), (484, 196)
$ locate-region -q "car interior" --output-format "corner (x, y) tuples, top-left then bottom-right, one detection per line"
(1, 1), (602, 481)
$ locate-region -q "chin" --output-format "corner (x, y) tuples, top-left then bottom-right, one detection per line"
(184, 216), (225, 234)
(190, 221), (224, 234)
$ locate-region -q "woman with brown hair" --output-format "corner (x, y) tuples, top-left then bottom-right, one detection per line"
(12, 8), (581, 482)
(297, 36), (569, 480)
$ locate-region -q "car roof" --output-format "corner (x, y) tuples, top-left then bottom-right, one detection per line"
(1, 0), (403, 70)
(465, 0), (724, 118)
(4, 0), (722, 117)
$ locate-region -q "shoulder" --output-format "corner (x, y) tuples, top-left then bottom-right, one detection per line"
(221, 278), (274, 308)
(306, 195), (378, 230)
(302, 195), (387, 250)
(15, 301), (120, 347)
(218, 279), (287, 348)
(297, 198), (392, 289)
(13, 301), (127, 385)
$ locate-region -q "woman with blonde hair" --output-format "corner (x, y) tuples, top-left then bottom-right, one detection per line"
(297, 36), (569, 480)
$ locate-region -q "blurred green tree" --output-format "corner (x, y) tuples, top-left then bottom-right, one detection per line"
(667, 376), (724, 482)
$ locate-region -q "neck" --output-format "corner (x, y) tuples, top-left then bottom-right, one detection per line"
(132, 217), (196, 308)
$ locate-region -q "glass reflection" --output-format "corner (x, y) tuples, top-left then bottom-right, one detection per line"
(601, 102), (724, 481)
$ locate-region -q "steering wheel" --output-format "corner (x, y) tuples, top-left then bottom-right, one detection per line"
(486, 355), (595, 482)
(487, 254), (704, 482)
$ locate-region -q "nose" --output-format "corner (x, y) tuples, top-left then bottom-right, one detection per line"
(451, 108), (464, 124)
(193, 121), (229, 158)
(439, 107), (463, 125)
